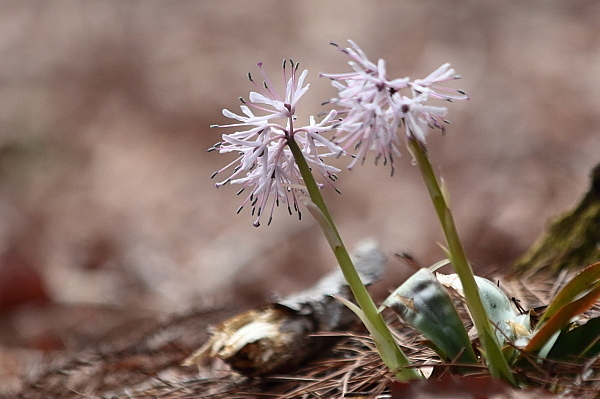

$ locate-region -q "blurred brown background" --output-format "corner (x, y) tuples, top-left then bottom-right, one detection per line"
(0, 0), (599, 390)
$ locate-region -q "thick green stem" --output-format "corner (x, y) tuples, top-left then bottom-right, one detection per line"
(288, 137), (421, 381)
(408, 138), (516, 384)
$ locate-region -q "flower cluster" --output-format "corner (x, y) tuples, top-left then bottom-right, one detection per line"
(211, 42), (467, 225)
(321, 40), (468, 175)
(210, 60), (343, 227)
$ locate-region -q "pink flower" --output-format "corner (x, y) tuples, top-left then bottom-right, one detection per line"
(210, 60), (343, 227)
(322, 41), (467, 175)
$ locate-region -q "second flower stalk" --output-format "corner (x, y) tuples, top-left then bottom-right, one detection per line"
(407, 137), (516, 384)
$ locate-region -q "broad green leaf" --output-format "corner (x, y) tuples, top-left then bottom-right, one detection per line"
(548, 317), (600, 361)
(437, 273), (524, 345)
(383, 269), (477, 364)
(473, 276), (520, 345)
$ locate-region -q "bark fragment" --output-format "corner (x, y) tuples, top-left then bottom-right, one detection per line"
(182, 239), (386, 375)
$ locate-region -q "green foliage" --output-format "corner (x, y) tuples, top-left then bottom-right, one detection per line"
(383, 269), (477, 364)
(384, 261), (600, 387)
(524, 262), (600, 358)
(548, 317), (600, 362)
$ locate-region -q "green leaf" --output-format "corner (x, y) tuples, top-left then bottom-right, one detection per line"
(474, 277), (518, 345)
(548, 317), (600, 361)
(525, 284), (600, 355)
(437, 274), (525, 346)
(522, 262), (600, 357)
(537, 262), (600, 327)
(383, 269), (477, 364)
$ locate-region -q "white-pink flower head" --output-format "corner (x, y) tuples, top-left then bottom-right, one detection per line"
(210, 60), (343, 227)
(321, 40), (468, 175)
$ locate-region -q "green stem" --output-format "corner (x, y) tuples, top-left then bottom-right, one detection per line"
(288, 136), (421, 382)
(408, 138), (516, 384)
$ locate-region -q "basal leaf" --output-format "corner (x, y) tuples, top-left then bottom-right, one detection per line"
(383, 269), (477, 364)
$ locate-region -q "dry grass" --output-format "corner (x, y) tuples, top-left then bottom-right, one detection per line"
(109, 283), (599, 399)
